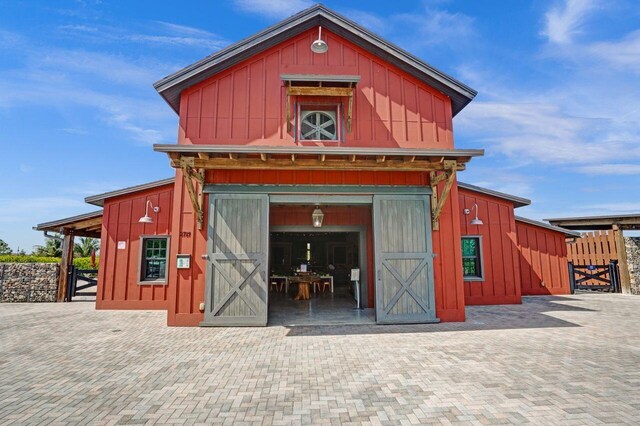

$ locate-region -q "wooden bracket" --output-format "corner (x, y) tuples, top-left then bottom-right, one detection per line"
(430, 160), (457, 231)
(346, 82), (353, 132)
(180, 158), (204, 230)
(286, 80), (292, 132)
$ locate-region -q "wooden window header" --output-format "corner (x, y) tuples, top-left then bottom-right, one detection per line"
(282, 74), (360, 133)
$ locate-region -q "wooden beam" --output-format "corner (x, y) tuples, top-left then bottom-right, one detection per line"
(287, 86), (353, 97)
(260, 153), (268, 162)
(318, 154), (326, 162)
(181, 164), (204, 230)
(349, 155), (356, 162)
(430, 162), (457, 231)
(198, 152), (209, 160)
(228, 153), (238, 160)
(404, 156), (416, 163)
(58, 231), (74, 302)
(170, 156), (467, 172)
(613, 224), (631, 294)
(376, 156), (386, 163)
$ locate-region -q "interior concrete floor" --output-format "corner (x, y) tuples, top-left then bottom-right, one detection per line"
(268, 284), (375, 326)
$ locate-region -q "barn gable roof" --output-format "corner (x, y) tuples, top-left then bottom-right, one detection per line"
(154, 4), (477, 116)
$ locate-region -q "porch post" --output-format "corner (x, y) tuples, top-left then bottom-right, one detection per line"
(612, 224), (631, 294)
(57, 230), (75, 302)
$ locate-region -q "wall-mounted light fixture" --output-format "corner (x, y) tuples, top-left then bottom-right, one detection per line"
(464, 203), (484, 226)
(310, 26), (328, 53)
(312, 205), (324, 228)
(139, 200), (160, 224)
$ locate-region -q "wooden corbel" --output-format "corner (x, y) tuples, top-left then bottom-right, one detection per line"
(346, 82), (353, 132)
(180, 156), (204, 230)
(286, 80), (292, 132)
(430, 160), (457, 231)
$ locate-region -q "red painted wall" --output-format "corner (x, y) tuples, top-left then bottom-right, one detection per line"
(516, 220), (571, 295)
(166, 170), (466, 326)
(458, 188), (521, 305)
(270, 205), (374, 307)
(179, 27), (454, 149)
(96, 184), (174, 310)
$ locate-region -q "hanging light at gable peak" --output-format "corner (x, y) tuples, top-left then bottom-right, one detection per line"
(310, 26), (328, 53)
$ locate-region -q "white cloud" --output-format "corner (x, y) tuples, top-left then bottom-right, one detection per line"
(233, 0), (313, 19)
(58, 22), (228, 51)
(457, 100), (640, 165)
(390, 7), (475, 48)
(587, 29), (640, 72)
(0, 36), (177, 145)
(577, 164), (640, 175)
(542, 0), (598, 44)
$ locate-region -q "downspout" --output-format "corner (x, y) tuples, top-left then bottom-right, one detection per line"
(43, 231), (64, 242)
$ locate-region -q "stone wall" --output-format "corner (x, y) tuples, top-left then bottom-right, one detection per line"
(625, 237), (640, 295)
(0, 263), (59, 302)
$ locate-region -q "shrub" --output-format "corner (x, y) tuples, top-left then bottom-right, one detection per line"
(0, 255), (60, 263)
(73, 257), (100, 270)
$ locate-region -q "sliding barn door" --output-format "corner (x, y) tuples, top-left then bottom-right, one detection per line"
(203, 194), (269, 326)
(373, 195), (438, 324)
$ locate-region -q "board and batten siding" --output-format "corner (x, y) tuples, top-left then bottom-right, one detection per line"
(458, 188), (522, 305)
(178, 27), (453, 149)
(96, 184), (174, 310)
(516, 220), (571, 295)
(166, 170), (467, 326)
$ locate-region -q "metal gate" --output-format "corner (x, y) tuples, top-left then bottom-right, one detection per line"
(65, 265), (98, 301)
(373, 194), (438, 324)
(569, 261), (620, 293)
(202, 194), (269, 326)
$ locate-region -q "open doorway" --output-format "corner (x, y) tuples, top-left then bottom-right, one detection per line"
(268, 228), (374, 326)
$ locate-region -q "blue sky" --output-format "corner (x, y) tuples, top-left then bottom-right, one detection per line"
(1, 0), (639, 251)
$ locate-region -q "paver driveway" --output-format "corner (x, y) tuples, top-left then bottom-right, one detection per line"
(1, 294), (639, 425)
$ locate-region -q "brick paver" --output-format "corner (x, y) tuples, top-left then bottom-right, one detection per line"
(1, 294), (639, 425)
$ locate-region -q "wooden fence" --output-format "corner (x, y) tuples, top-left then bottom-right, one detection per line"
(567, 230), (618, 266)
(567, 231), (619, 289)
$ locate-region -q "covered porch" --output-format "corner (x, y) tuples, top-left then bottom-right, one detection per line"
(34, 210), (103, 302)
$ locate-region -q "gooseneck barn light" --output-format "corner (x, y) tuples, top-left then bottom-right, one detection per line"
(464, 203), (484, 226)
(310, 26), (328, 53)
(312, 205), (325, 228)
(139, 200), (160, 224)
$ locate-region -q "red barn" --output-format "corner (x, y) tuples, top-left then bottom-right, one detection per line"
(36, 5), (579, 326)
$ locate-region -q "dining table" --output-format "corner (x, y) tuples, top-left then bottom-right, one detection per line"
(288, 274), (321, 300)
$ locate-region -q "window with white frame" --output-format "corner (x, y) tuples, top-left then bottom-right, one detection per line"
(298, 104), (341, 141)
(139, 236), (169, 283)
(461, 236), (483, 280)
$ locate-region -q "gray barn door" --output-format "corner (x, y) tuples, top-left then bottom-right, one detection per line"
(373, 195), (438, 324)
(202, 194), (269, 326)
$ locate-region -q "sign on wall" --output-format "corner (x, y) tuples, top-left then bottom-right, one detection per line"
(117, 241), (126, 250)
(176, 254), (191, 269)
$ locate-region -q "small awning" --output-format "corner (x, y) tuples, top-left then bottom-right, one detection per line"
(281, 74), (360, 85)
(34, 210), (103, 238)
(154, 144), (484, 172)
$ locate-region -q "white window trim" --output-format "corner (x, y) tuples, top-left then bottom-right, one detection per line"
(296, 103), (342, 143)
(462, 235), (485, 282)
(138, 235), (170, 285)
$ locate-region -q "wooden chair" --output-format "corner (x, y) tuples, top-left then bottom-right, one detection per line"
(270, 280), (282, 293)
(312, 280), (322, 294)
(320, 278), (331, 293)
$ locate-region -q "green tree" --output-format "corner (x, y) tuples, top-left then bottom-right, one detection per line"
(74, 237), (100, 257)
(0, 239), (11, 255)
(33, 237), (62, 257)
